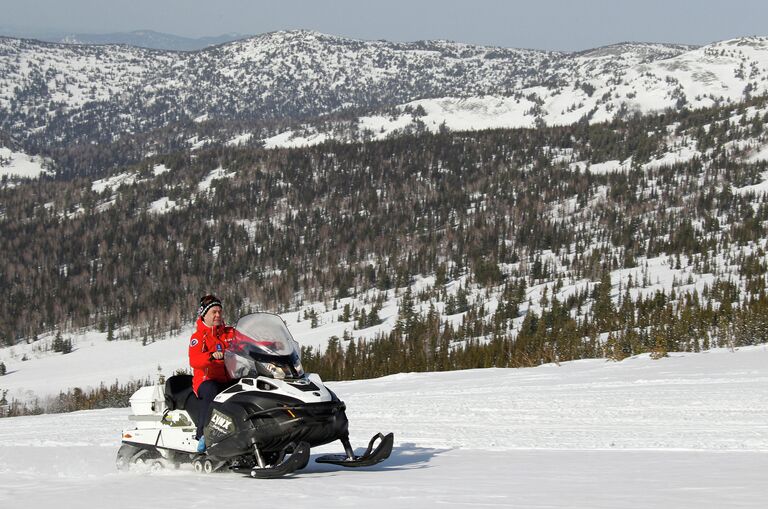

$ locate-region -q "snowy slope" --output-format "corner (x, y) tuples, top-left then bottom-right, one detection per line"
(0, 346), (766, 508)
(2, 241), (767, 407)
(270, 37), (768, 148)
(0, 146), (51, 180)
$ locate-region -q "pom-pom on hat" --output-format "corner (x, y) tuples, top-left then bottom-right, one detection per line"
(198, 294), (222, 318)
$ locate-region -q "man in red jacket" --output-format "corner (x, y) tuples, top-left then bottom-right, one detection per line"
(189, 294), (235, 452)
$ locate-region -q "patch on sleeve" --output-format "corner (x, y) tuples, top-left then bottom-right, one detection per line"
(190, 339), (199, 347)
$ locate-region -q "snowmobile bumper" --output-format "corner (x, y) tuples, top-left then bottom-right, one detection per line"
(206, 399), (349, 459)
(244, 400), (350, 449)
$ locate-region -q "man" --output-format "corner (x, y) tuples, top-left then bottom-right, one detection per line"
(189, 294), (235, 452)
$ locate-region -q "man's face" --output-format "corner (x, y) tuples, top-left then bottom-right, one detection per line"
(203, 306), (223, 327)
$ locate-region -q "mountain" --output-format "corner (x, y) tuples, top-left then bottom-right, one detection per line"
(1, 32), (768, 410)
(3, 30), (749, 177)
(55, 29), (250, 51)
(0, 27), (249, 51)
(2, 31), (767, 179)
(303, 37), (766, 147)
(0, 93), (767, 374)
(0, 30), (559, 157)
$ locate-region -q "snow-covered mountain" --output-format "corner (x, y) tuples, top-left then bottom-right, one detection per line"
(0, 29), (559, 143)
(55, 30), (250, 51)
(266, 37), (768, 147)
(0, 33), (720, 146)
(3, 30), (768, 176)
(0, 30), (704, 124)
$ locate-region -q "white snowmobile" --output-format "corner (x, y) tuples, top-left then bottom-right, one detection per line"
(116, 312), (393, 478)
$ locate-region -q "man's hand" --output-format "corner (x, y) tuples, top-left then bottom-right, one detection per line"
(211, 351), (224, 360)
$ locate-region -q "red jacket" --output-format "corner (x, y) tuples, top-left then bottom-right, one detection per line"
(189, 317), (235, 395)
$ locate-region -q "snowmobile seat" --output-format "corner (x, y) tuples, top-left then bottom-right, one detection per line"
(164, 375), (202, 425)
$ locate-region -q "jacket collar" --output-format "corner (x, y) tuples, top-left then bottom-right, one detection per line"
(196, 316), (226, 335)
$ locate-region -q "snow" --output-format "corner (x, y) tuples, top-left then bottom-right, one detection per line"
(255, 36), (768, 149)
(358, 112), (418, 138)
(643, 144), (701, 170)
(0, 147), (50, 179)
(91, 171), (138, 193)
(734, 171), (768, 196)
(188, 136), (214, 150)
(91, 165), (171, 193)
(197, 166), (236, 192)
(747, 143), (768, 162)
(262, 130), (332, 149)
(148, 196), (178, 215)
(381, 96), (540, 133)
(569, 158), (633, 174)
(226, 133), (253, 146)
(0, 346), (766, 508)
(152, 164), (170, 176)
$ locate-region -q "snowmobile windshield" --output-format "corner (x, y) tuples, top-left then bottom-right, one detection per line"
(225, 313), (304, 380)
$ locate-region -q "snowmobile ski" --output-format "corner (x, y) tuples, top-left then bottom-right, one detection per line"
(232, 441), (310, 479)
(315, 432), (394, 468)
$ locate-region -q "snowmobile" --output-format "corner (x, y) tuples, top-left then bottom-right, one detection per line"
(116, 312), (394, 478)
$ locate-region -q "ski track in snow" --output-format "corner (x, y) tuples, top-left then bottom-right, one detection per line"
(1, 346), (767, 508)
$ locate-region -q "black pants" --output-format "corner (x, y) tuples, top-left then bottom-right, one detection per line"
(196, 380), (226, 440)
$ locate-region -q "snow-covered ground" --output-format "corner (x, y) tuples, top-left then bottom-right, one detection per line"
(0, 147), (50, 180)
(0, 346), (766, 508)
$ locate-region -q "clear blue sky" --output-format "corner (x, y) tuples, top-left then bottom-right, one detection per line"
(1, 0), (766, 51)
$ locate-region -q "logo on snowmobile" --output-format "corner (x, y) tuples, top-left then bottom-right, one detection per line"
(190, 339), (198, 347)
(209, 409), (234, 435)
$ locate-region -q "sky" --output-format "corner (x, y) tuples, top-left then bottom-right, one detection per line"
(0, 0), (767, 51)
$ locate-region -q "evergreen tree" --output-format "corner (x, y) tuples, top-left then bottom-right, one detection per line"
(592, 269), (615, 332)
(650, 330), (668, 360)
(368, 303), (382, 326)
(106, 319), (115, 342)
(340, 304), (352, 322)
(52, 330), (64, 353)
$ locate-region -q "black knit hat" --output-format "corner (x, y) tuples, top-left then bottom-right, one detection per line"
(198, 294), (222, 318)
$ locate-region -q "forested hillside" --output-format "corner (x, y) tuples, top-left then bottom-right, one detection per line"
(2, 95), (768, 387)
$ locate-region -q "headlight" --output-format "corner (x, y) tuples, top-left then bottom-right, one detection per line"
(255, 359), (304, 379)
(257, 360), (289, 379)
(293, 359), (304, 377)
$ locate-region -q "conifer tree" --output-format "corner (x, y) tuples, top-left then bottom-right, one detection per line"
(593, 269), (615, 332)
(52, 331), (64, 353)
(650, 330), (668, 360)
